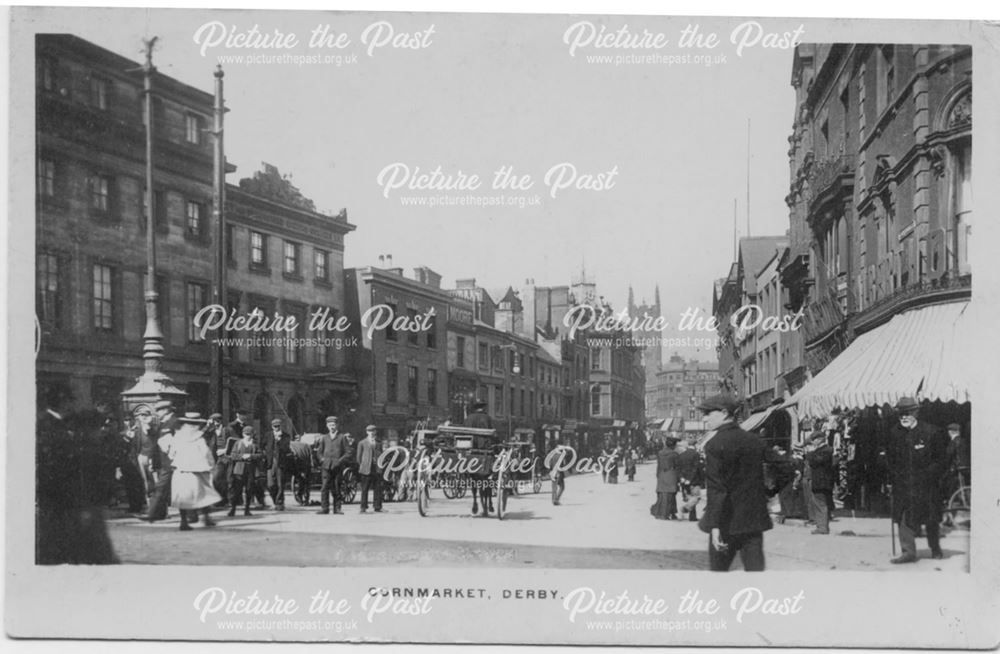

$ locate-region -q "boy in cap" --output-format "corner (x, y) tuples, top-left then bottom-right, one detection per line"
(886, 397), (948, 563)
(696, 393), (772, 571)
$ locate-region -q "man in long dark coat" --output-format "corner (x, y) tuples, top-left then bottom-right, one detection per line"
(886, 397), (949, 563)
(651, 437), (679, 519)
(697, 394), (772, 571)
(805, 433), (836, 534)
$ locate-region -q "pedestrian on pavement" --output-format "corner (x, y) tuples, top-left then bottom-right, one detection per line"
(264, 418), (294, 511)
(36, 383), (119, 564)
(117, 413), (147, 514)
(160, 413), (221, 531)
(804, 432), (835, 534)
(548, 438), (570, 506)
(624, 448), (637, 482)
(697, 393), (772, 571)
(144, 400), (179, 522)
(225, 409), (250, 442)
(204, 413), (230, 506)
(227, 426), (263, 517)
(316, 416), (352, 515)
(884, 397), (949, 563)
(676, 436), (705, 522)
(135, 405), (159, 501)
(357, 425), (384, 513)
(945, 422), (970, 483)
(650, 437), (679, 520)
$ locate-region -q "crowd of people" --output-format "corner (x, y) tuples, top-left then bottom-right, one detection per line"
(640, 393), (971, 571)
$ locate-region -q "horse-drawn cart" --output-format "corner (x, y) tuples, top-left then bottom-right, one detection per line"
(415, 425), (522, 519)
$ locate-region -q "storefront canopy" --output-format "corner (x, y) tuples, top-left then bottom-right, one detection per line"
(784, 300), (972, 418)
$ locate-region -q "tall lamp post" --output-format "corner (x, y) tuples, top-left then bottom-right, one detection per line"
(500, 344), (521, 439)
(121, 36), (186, 415)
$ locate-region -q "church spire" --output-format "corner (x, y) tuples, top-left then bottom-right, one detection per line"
(654, 284), (661, 313)
(627, 285), (635, 313)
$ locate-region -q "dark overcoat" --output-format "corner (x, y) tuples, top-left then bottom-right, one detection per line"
(805, 444), (836, 492)
(656, 448), (679, 493)
(887, 420), (949, 526)
(698, 423), (773, 536)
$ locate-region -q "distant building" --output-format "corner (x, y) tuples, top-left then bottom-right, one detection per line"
(713, 236), (788, 409)
(652, 354), (720, 421)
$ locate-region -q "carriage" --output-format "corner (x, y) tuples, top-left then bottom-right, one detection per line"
(414, 424), (520, 520)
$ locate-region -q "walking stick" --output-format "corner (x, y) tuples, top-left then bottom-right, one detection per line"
(889, 490), (896, 557)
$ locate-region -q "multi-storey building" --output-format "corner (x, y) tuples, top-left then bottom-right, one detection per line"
(781, 43), (971, 378)
(343, 266), (450, 440)
(223, 165), (356, 433)
(34, 34), (356, 434)
(712, 236), (788, 411)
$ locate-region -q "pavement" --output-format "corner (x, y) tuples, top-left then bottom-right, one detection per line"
(105, 461), (969, 571)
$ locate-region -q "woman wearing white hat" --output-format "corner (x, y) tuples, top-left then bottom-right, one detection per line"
(159, 413), (222, 531)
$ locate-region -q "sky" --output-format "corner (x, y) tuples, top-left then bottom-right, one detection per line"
(22, 6), (803, 362)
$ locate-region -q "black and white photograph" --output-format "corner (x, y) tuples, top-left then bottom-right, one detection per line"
(6, 2), (1000, 647)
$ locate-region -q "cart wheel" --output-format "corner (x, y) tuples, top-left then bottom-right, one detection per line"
(442, 474), (460, 499)
(417, 468), (430, 517)
(341, 468), (358, 504)
(946, 485), (971, 530)
(453, 481), (468, 499)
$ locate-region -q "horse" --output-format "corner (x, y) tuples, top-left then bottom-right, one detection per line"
(470, 445), (507, 517)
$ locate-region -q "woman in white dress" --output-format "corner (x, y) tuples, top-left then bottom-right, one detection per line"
(160, 413), (222, 531)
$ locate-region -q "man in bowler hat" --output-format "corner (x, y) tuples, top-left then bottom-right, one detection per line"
(697, 393), (772, 571)
(886, 397), (948, 563)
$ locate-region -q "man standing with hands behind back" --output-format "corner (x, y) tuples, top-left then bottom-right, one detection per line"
(697, 393), (772, 571)
(316, 416), (351, 515)
(357, 425), (384, 513)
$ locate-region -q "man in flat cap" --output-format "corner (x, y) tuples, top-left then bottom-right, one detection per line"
(696, 393), (772, 571)
(885, 397), (948, 563)
(315, 416), (352, 514)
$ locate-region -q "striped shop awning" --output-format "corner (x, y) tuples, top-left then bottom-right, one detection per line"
(784, 300), (972, 418)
